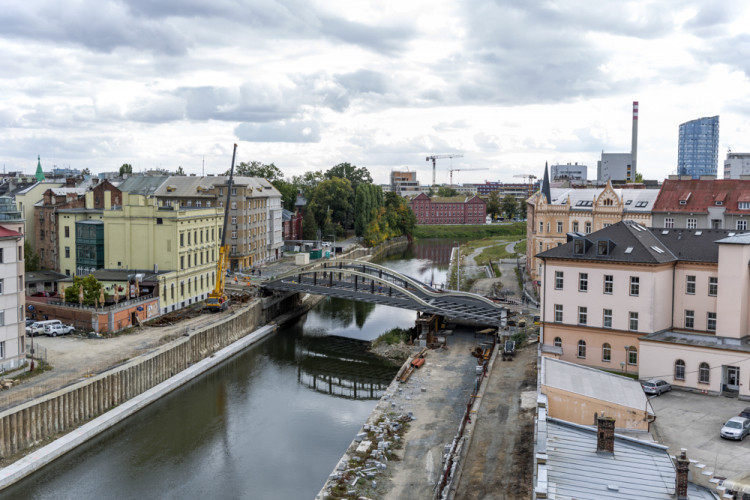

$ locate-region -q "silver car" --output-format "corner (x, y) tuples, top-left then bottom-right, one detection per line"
(720, 417), (750, 441)
(641, 379), (672, 396)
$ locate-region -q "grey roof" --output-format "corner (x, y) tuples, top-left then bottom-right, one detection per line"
(25, 270), (68, 283)
(538, 220), (677, 264)
(642, 331), (750, 354)
(538, 221), (740, 265)
(57, 208), (103, 214)
(91, 269), (172, 282)
(211, 175), (281, 197)
(542, 358), (654, 416)
(544, 417), (702, 499)
(118, 176), (169, 196)
(547, 187), (659, 213)
(152, 176), (217, 198)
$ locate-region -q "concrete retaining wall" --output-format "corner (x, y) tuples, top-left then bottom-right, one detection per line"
(0, 297), (281, 459)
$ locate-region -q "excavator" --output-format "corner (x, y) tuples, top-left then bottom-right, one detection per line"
(204, 143), (237, 312)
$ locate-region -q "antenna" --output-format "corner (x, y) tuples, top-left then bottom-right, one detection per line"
(202, 156), (205, 176)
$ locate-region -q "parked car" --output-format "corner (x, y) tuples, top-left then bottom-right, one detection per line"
(740, 407), (750, 419)
(25, 318), (35, 327)
(26, 320), (62, 337)
(641, 379), (672, 396)
(43, 324), (75, 337)
(31, 290), (58, 297)
(720, 416), (750, 441)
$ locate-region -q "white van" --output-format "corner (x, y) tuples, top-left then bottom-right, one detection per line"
(26, 320), (62, 337)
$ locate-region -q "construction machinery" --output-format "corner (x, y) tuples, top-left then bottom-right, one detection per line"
(426, 154), (463, 186)
(205, 144), (238, 312)
(448, 167), (487, 187)
(513, 174), (538, 198)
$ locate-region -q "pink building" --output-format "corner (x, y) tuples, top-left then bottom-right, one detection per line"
(538, 220), (750, 399)
(409, 193), (486, 225)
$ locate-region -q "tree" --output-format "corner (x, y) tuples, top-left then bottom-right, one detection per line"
(324, 163), (372, 192)
(436, 186), (459, 197)
(354, 183), (384, 237)
(272, 179), (298, 211)
(502, 194), (517, 220)
(292, 171), (324, 202)
(64, 274), (105, 306)
(175, 166), (185, 176)
(302, 210), (317, 240)
(486, 191), (500, 219)
(24, 241), (40, 272)
(635, 172), (643, 183)
(228, 161), (284, 182)
(309, 177), (354, 230)
(517, 198), (527, 220)
(81, 168), (91, 176)
(119, 163), (133, 176)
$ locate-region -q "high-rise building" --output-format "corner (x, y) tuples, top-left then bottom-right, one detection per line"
(677, 116), (719, 179)
(723, 151), (750, 179)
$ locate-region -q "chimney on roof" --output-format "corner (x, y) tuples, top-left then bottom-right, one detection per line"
(65, 177), (76, 187)
(675, 448), (689, 499)
(596, 415), (615, 455)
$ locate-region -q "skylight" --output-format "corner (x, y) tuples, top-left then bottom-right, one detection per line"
(624, 247), (634, 254)
(651, 246), (665, 254)
(695, 231), (702, 236)
(661, 230), (669, 234)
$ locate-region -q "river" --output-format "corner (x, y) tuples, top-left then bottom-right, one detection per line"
(3, 241), (455, 500)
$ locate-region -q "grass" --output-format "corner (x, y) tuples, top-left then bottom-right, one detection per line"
(372, 327), (412, 347)
(413, 222), (526, 239)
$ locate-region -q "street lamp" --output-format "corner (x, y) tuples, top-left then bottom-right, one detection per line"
(453, 241), (460, 291)
(624, 345), (630, 374)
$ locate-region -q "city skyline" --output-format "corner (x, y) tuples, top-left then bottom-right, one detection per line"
(2, 1), (750, 184)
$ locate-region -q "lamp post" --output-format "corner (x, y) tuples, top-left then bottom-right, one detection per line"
(453, 241), (460, 291)
(624, 345), (630, 374)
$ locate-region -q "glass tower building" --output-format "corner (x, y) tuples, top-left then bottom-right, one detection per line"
(678, 116), (719, 179)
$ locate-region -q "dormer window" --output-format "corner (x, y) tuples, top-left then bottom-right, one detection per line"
(573, 238), (586, 255)
(739, 202), (750, 210)
(635, 201), (648, 207)
(625, 200), (632, 205)
(715, 201), (723, 206)
(597, 240), (614, 256)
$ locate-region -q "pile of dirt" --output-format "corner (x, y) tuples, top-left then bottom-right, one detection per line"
(369, 341), (418, 363)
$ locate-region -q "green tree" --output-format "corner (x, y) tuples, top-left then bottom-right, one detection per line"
(119, 163), (133, 176)
(273, 179), (298, 211)
(436, 186), (459, 197)
(517, 198), (527, 220)
(502, 194), (518, 219)
(302, 210), (317, 240)
(324, 163), (372, 192)
(292, 171), (324, 202)
(175, 166), (185, 176)
(64, 274), (105, 306)
(354, 183), (384, 237)
(228, 161), (284, 182)
(309, 177), (354, 229)
(24, 241), (40, 272)
(81, 168), (91, 176)
(635, 172), (643, 183)
(486, 191), (500, 219)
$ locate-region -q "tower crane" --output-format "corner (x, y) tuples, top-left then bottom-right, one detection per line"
(426, 154), (463, 186)
(449, 167), (487, 187)
(513, 174), (538, 198)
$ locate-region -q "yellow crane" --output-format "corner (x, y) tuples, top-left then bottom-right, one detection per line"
(205, 144), (238, 312)
(513, 174), (537, 198)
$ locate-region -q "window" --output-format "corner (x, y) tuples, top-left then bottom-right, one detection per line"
(686, 275), (696, 294)
(547, 222), (550, 233)
(231, 216), (237, 224)
(186, 200), (192, 207)
(231, 231), (237, 239)
(665, 217), (674, 228)
(539, 222), (543, 233)
(0, 311), (4, 326)
(65, 226), (70, 237)
(231, 202), (237, 210)
(180, 256), (184, 270)
(188, 254), (191, 267)
(196, 201), (202, 208)
(687, 218), (697, 229)
(603, 309), (612, 328)
(629, 311), (639, 331)
(572, 222), (579, 232)
(685, 309), (694, 329)
(707, 312), (716, 332)
(180, 233), (184, 247)
(65, 246), (70, 259)
(577, 340), (586, 358)
(578, 273), (588, 292)
(627, 346), (637, 365)
(0, 341), (4, 359)
(553, 337), (562, 348)
(602, 343), (611, 362)
(597, 240), (609, 255)
(709, 277), (718, 296)
(629, 276), (639, 296)
(699, 362), (710, 384)
(603, 275), (613, 294)
(740, 202), (750, 210)
(738, 220), (747, 231)
(557, 221), (563, 233)
(573, 239), (585, 255)
(231, 187), (237, 195)
(554, 304), (563, 322)
(555, 271), (564, 290)
(674, 359), (685, 380)
(578, 306), (587, 325)
(585, 222), (592, 233)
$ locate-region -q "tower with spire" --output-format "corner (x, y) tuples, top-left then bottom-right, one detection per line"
(35, 155), (45, 182)
(541, 161), (551, 203)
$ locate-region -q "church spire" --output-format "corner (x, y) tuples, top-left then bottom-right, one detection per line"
(541, 162), (551, 203)
(35, 155), (45, 182)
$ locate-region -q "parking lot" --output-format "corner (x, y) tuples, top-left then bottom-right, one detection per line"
(649, 389), (750, 480)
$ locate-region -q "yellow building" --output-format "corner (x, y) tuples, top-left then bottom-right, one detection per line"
(526, 177), (657, 287)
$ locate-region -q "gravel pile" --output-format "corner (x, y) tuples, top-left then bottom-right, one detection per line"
(370, 342), (418, 363)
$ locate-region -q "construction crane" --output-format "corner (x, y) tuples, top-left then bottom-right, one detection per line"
(449, 167), (487, 187)
(426, 154), (464, 186)
(514, 174), (538, 198)
(205, 143), (238, 312)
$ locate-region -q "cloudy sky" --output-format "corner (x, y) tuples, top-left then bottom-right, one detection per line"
(3, 0), (750, 185)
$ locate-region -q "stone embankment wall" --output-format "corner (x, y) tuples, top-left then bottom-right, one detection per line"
(0, 293), (300, 459)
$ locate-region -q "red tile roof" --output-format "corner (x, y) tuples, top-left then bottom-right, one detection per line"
(0, 227), (22, 238)
(652, 179), (750, 214)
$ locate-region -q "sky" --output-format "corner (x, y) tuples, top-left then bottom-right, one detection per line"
(3, 0), (750, 185)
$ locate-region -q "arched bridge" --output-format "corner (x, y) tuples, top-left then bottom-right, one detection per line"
(261, 259), (506, 327)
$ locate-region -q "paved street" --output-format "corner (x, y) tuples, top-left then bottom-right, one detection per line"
(649, 390), (750, 480)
